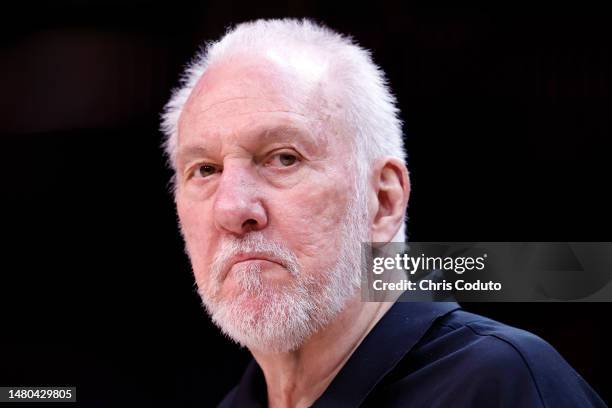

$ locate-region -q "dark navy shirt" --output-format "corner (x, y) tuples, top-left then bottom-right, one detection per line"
(219, 302), (607, 407)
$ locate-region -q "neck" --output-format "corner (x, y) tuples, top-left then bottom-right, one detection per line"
(250, 295), (394, 408)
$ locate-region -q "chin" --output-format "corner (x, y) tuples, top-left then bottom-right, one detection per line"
(204, 287), (318, 353)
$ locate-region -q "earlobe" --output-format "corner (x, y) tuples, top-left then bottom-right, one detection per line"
(370, 157), (410, 242)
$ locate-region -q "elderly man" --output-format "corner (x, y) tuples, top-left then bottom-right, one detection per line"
(161, 19), (605, 408)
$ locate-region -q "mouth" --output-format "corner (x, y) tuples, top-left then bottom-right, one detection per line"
(222, 253), (284, 280)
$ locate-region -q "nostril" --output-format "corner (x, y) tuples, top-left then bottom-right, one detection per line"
(242, 219), (258, 230)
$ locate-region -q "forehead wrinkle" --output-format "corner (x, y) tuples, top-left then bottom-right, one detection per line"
(181, 95), (308, 132)
(183, 109), (315, 144)
(188, 96), (264, 117)
(207, 109), (309, 121)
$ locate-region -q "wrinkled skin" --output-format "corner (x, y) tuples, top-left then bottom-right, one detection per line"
(175, 56), (361, 311)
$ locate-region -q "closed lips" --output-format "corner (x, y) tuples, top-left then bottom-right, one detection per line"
(224, 254), (283, 278)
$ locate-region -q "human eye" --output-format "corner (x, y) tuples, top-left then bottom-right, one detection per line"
(190, 163), (221, 179)
(263, 151), (302, 168)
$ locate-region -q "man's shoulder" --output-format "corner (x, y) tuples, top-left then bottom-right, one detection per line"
(370, 308), (606, 407)
(429, 309), (562, 370)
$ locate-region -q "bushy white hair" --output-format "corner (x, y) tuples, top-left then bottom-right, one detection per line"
(160, 18), (407, 242)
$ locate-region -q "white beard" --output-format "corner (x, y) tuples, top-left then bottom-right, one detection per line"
(194, 183), (369, 353)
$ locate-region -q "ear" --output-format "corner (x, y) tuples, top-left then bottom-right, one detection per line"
(368, 157), (410, 242)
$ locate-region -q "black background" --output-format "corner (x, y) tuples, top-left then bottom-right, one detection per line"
(1, 2), (611, 406)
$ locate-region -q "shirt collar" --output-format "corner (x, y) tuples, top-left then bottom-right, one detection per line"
(229, 301), (461, 407)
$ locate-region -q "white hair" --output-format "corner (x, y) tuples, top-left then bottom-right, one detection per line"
(161, 18), (407, 242)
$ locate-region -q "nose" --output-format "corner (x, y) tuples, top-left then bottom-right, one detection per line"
(213, 161), (268, 235)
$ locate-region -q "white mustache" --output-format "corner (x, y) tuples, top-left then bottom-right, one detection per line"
(209, 232), (300, 292)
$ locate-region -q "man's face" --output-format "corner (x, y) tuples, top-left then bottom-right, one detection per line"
(174, 57), (368, 351)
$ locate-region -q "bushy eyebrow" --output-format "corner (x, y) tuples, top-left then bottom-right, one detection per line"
(176, 146), (210, 169)
(176, 124), (318, 168)
(258, 125), (317, 150)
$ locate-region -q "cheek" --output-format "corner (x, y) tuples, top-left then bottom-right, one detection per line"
(274, 180), (352, 262)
